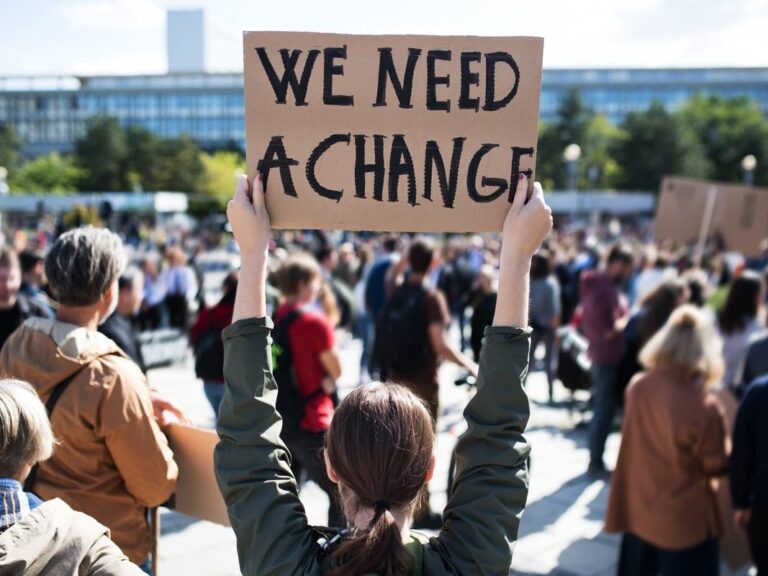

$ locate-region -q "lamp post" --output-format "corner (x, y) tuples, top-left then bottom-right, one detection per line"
(742, 154), (757, 186)
(563, 144), (582, 216)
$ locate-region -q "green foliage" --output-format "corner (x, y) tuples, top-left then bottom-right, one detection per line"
(613, 103), (712, 191)
(9, 153), (82, 193)
(0, 124), (22, 177)
(61, 204), (101, 230)
(154, 136), (205, 192)
(74, 117), (128, 190)
(199, 151), (246, 207)
(679, 95), (768, 186)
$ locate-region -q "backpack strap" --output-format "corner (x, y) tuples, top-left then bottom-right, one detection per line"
(23, 366), (87, 493)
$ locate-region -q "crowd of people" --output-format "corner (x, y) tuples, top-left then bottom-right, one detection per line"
(0, 172), (766, 574)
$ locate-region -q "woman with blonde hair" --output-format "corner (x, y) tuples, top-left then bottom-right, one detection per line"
(606, 305), (728, 575)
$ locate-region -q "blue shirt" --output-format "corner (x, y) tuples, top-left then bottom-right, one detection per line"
(0, 478), (43, 534)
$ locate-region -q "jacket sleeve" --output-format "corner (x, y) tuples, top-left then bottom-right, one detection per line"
(428, 326), (531, 576)
(98, 359), (178, 507)
(83, 534), (145, 576)
(215, 317), (322, 576)
(697, 395), (729, 478)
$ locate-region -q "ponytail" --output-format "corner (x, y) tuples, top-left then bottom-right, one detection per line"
(329, 505), (414, 576)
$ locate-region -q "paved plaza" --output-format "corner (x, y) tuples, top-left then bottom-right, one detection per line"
(148, 334), (750, 576)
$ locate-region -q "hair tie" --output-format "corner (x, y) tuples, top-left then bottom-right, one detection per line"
(373, 499), (391, 512)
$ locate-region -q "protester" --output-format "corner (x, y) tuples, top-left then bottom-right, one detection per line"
(0, 378), (143, 575)
(99, 266), (147, 372)
(272, 253), (344, 527)
(18, 249), (53, 314)
(364, 235), (398, 325)
(0, 228), (180, 572)
(215, 172), (551, 575)
(469, 264), (498, 362)
(742, 323), (768, 384)
(316, 245), (355, 331)
(191, 271), (238, 415)
(164, 246), (197, 330)
(0, 247), (53, 351)
(730, 374), (768, 574)
(718, 271), (766, 390)
(138, 257), (167, 331)
(528, 249), (561, 401)
(579, 244), (633, 474)
(605, 305), (728, 575)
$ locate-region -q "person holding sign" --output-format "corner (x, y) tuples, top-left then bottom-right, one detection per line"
(215, 172), (552, 575)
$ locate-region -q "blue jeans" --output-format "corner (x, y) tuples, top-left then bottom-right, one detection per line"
(588, 363), (618, 468)
(618, 533), (719, 576)
(203, 381), (225, 417)
(138, 559), (151, 574)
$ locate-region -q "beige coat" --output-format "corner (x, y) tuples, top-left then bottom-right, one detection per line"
(605, 368), (729, 549)
(0, 318), (178, 564)
(0, 498), (143, 575)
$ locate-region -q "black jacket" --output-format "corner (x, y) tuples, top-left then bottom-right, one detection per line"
(99, 313), (147, 373)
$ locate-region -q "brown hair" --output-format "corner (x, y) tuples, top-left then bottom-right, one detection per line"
(326, 383), (434, 576)
(0, 246), (20, 271)
(407, 239), (435, 275)
(638, 278), (689, 345)
(274, 253), (321, 298)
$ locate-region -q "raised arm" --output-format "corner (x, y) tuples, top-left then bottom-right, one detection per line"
(428, 175), (552, 575)
(214, 174), (321, 576)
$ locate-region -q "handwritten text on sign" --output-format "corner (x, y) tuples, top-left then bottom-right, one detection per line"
(244, 32), (544, 231)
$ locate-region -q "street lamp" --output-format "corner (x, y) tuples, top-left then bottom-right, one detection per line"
(563, 144), (582, 191)
(0, 166), (8, 233)
(742, 154), (757, 186)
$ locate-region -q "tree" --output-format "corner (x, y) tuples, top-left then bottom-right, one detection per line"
(536, 89), (594, 189)
(75, 117), (128, 191)
(0, 123), (22, 178)
(613, 103), (711, 192)
(679, 95), (768, 186)
(123, 126), (161, 191)
(9, 153), (82, 193)
(581, 115), (624, 190)
(200, 151), (246, 207)
(154, 136), (205, 192)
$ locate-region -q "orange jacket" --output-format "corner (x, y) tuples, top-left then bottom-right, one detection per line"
(0, 318), (178, 564)
(605, 367), (729, 549)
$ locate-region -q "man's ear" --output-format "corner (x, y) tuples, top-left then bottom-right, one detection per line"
(323, 449), (339, 484)
(425, 453), (436, 484)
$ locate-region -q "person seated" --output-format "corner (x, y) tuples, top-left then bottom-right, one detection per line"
(214, 172), (552, 575)
(0, 378), (143, 575)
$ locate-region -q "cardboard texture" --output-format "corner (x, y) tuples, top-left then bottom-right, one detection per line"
(243, 32), (544, 232)
(656, 176), (768, 256)
(167, 424), (230, 527)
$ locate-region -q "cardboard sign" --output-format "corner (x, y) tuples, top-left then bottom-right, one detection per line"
(656, 176), (768, 256)
(243, 32), (544, 232)
(167, 424), (230, 526)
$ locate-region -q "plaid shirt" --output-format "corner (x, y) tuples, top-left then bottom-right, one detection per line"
(0, 478), (42, 534)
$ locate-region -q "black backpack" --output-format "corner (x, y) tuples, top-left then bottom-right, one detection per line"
(272, 309), (322, 433)
(194, 327), (224, 381)
(372, 283), (431, 377)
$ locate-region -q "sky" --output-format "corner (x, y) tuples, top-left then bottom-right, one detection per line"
(0, 0), (766, 76)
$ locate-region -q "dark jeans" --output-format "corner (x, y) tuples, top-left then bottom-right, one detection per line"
(618, 533), (719, 576)
(529, 327), (557, 399)
(138, 559), (151, 575)
(589, 363), (618, 468)
(203, 381), (225, 417)
(283, 429), (345, 528)
(751, 501), (768, 574)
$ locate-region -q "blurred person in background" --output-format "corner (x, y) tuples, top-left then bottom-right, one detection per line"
(730, 373), (768, 574)
(469, 264), (498, 362)
(353, 243), (375, 383)
(606, 306), (728, 576)
(580, 244), (633, 475)
(631, 247), (676, 305)
(364, 236), (399, 326)
(191, 271), (238, 416)
(272, 253), (343, 527)
(0, 378), (143, 575)
(528, 249), (561, 402)
(19, 249), (53, 315)
(0, 247), (52, 351)
(99, 267), (146, 373)
(138, 257), (167, 331)
(316, 245), (355, 331)
(0, 228), (180, 572)
(718, 271), (765, 391)
(163, 246), (197, 330)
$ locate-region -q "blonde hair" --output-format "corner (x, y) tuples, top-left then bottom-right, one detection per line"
(0, 379), (56, 479)
(639, 305), (724, 389)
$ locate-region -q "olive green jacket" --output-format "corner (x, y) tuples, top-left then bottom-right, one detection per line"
(215, 317), (531, 576)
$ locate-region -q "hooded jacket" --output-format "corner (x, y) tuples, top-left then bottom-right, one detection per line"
(0, 317), (178, 564)
(0, 498), (143, 576)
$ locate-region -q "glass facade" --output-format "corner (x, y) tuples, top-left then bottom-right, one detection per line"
(1, 68), (767, 156)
